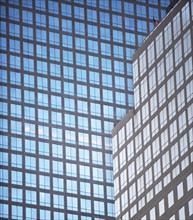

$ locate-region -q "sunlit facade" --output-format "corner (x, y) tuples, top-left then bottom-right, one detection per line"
(0, 0), (170, 219)
(112, 0), (193, 219)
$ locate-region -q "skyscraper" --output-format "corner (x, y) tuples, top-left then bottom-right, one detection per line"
(0, 0), (169, 219)
(112, 0), (193, 219)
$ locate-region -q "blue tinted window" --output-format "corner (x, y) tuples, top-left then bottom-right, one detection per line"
(75, 37), (85, 51)
(62, 19), (72, 32)
(76, 53), (86, 66)
(10, 71), (21, 85)
(114, 45), (123, 58)
(0, 37), (6, 50)
(125, 17), (135, 30)
(9, 7), (19, 21)
(87, 24), (98, 38)
(22, 0), (32, 8)
(125, 32), (136, 46)
(112, 15), (122, 28)
(0, 6), (6, 18)
(36, 13), (46, 27)
(36, 45), (47, 58)
(36, 29), (46, 42)
(101, 42), (111, 56)
(99, 0), (109, 9)
(10, 39), (20, 53)
(0, 21), (6, 34)
(37, 61), (47, 74)
(10, 55), (20, 69)
(23, 26), (33, 40)
(48, 1), (58, 14)
(112, 0), (122, 12)
(23, 58), (34, 71)
(35, 0), (46, 11)
(61, 3), (72, 17)
(99, 12), (109, 25)
(50, 63), (60, 77)
(22, 10), (33, 24)
(87, 9), (97, 22)
(63, 50), (73, 64)
(136, 5), (147, 17)
(75, 22), (85, 35)
(49, 16), (59, 29)
(124, 2), (134, 15)
(63, 66), (74, 79)
(49, 32), (60, 45)
(23, 42), (34, 56)
(10, 23), (20, 37)
(100, 27), (110, 40)
(137, 20), (147, 32)
(74, 6), (84, 20)
(89, 71), (99, 85)
(113, 30), (123, 43)
(50, 48), (60, 61)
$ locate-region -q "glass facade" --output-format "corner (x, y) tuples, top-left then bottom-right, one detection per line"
(113, 0), (193, 219)
(0, 0), (169, 219)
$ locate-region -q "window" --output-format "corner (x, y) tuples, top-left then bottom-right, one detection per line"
(12, 188), (22, 203)
(66, 163), (77, 177)
(81, 199), (91, 213)
(39, 175), (50, 190)
(94, 201), (104, 215)
(48, 0), (58, 14)
(10, 55), (20, 69)
(173, 12), (181, 40)
(23, 58), (34, 71)
(63, 50), (73, 64)
(64, 113), (75, 128)
(159, 199), (165, 216)
(102, 58), (112, 72)
(136, 5), (147, 17)
(67, 179), (77, 194)
(61, 3), (71, 17)
(156, 32), (163, 59)
(11, 170), (23, 185)
(112, 14), (122, 27)
(9, 7), (19, 21)
(76, 53), (86, 67)
(37, 61), (47, 75)
(174, 39), (182, 67)
(125, 17), (135, 30)
(75, 22), (85, 35)
(88, 40), (98, 53)
(23, 42), (33, 56)
(35, 0), (46, 11)
(99, 12), (109, 25)
(22, 10), (33, 24)
(137, 20), (147, 33)
(75, 37), (85, 51)
(49, 32), (60, 46)
(183, 30), (191, 57)
(10, 39), (20, 53)
(100, 27), (110, 40)
(165, 49), (173, 75)
(164, 22), (172, 49)
(113, 30), (123, 43)
(74, 6), (84, 20)
(62, 19), (72, 32)
(49, 16), (59, 29)
(182, 2), (190, 30)
(148, 41), (155, 68)
(36, 13), (46, 27)
(50, 48), (60, 61)
(53, 194), (64, 209)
